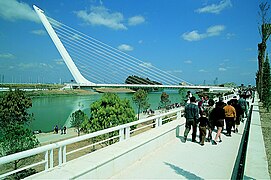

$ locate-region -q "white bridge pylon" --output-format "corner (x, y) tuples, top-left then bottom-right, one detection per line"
(33, 5), (232, 92)
(33, 5), (95, 86)
(33, 5), (191, 87)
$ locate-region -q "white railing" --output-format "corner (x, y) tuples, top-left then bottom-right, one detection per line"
(0, 108), (183, 179)
(0, 93), (236, 179)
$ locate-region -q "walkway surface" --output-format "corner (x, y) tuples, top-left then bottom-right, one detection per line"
(29, 97), (270, 179)
(35, 128), (78, 145)
(110, 119), (245, 179)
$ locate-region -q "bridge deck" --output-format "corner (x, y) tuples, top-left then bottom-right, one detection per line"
(26, 96), (270, 179)
(110, 119), (245, 179)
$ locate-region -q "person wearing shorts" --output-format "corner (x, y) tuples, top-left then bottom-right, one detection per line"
(210, 101), (225, 144)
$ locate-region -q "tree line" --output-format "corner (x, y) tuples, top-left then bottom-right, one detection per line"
(0, 88), (179, 178)
(257, 2), (271, 110)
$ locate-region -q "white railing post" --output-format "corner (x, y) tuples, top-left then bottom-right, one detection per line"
(63, 145), (66, 164)
(58, 147), (62, 166)
(119, 128), (125, 141)
(155, 118), (159, 127)
(177, 111), (181, 120)
(125, 127), (130, 139)
(158, 117), (162, 127)
(50, 149), (53, 168)
(44, 150), (48, 170)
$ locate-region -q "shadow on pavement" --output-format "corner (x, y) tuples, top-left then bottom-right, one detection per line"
(164, 162), (204, 180)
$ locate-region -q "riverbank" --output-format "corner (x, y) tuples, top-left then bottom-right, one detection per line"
(94, 87), (135, 93)
(35, 127), (79, 145)
(0, 87), (137, 97)
(35, 109), (169, 145)
(26, 89), (98, 97)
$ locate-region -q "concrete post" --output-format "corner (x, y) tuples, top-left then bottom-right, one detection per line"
(63, 146), (66, 164)
(49, 149), (53, 168)
(125, 127), (130, 139)
(158, 117), (162, 127)
(119, 128), (125, 141)
(58, 147), (62, 166)
(45, 150), (48, 170)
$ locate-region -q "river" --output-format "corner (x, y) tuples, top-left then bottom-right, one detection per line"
(29, 90), (185, 133)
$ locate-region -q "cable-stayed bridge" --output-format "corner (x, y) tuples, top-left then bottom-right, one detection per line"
(34, 5), (231, 92)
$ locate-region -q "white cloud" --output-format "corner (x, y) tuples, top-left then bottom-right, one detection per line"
(206, 25), (225, 36)
(0, 0), (40, 23)
(75, 6), (127, 30)
(182, 25), (225, 41)
(219, 67), (227, 71)
(18, 63), (53, 70)
(182, 30), (204, 41)
(0, 53), (16, 59)
(184, 60), (192, 64)
(118, 44), (134, 51)
(54, 59), (65, 65)
(128, 15), (145, 26)
(195, 0), (232, 14)
(226, 33), (235, 39)
(31, 29), (46, 36)
(199, 69), (208, 73)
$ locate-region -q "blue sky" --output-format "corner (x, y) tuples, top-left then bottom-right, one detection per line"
(0, 0), (263, 85)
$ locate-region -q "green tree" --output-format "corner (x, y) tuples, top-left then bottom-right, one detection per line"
(159, 92), (171, 110)
(0, 89), (39, 174)
(132, 89), (149, 120)
(89, 93), (136, 132)
(0, 89), (33, 127)
(0, 124), (39, 169)
(262, 53), (271, 110)
(258, 2), (271, 100)
(70, 109), (87, 136)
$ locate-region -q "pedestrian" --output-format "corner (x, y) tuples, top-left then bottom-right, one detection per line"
(238, 95), (248, 120)
(211, 102), (225, 145)
(205, 99), (215, 142)
(223, 101), (236, 137)
(198, 111), (209, 146)
(183, 96), (199, 143)
(231, 98), (242, 133)
(186, 91), (192, 104)
(63, 126), (67, 134)
(55, 125), (58, 134)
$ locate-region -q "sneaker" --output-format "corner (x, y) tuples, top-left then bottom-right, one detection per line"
(213, 141), (217, 145)
(200, 143), (204, 146)
(219, 140), (222, 143)
(183, 137), (187, 143)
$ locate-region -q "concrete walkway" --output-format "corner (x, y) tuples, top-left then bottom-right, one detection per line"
(35, 128), (79, 145)
(110, 119), (245, 179)
(110, 96), (270, 179)
(28, 96), (270, 179)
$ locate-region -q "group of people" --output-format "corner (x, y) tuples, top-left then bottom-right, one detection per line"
(183, 92), (250, 146)
(54, 125), (67, 135)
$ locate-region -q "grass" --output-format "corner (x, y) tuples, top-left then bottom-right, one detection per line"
(259, 103), (271, 177)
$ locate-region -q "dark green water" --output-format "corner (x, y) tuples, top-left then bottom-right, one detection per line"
(29, 90), (184, 132)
